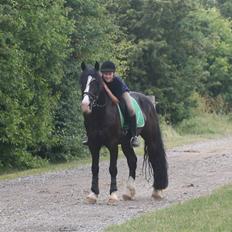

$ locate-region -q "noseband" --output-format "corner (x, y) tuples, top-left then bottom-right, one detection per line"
(82, 87), (106, 110)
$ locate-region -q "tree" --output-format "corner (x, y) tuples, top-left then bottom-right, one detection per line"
(217, 0), (232, 19)
(110, 0), (199, 123)
(51, 0), (123, 160)
(104, 0), (232, 122)
(0, 0), (73, 168)
(181, 8), (232, 112)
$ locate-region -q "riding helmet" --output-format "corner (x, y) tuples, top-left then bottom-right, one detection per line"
(100, 61), (116, 72)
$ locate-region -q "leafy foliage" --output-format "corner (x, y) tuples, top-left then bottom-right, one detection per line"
(50, 0), (122, 161)
(106, 0), (232, 122)
(0, 0), (73, 168)
(0, 0), (232, 169)
(181, 8), (232, 111)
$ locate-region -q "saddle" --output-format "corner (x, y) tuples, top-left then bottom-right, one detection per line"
(117, 96), (145, 129)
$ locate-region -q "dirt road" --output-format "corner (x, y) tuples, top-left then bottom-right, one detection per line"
(0, 137), (232, 232)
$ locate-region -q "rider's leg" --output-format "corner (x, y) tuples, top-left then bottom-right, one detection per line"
(122, 92), (140, 147)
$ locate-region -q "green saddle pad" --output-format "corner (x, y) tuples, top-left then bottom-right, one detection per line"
(117, 96), (145, 129)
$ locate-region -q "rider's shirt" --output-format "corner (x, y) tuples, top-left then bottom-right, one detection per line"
(104, 76), (129, 99)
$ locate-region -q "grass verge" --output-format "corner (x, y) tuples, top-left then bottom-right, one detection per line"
(105, 184), (232, 232)
(0, 157), (90, 181)
(162, 113), (232, 148)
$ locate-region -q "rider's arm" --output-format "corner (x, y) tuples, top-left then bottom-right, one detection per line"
(103, 83), (119, 104)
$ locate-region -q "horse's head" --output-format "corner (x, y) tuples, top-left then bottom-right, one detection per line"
(80, 62), (103, 114)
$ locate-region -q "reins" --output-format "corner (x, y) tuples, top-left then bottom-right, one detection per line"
(83, 87), (107, 109)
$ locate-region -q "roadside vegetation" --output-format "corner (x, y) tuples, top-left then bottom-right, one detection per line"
(1, 0), (232, 174)
(162, 112), (232, 148)
(105, 184), (232, 232)
(1, 110), (232, 180)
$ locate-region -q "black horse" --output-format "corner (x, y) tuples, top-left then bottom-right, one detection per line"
(80, 62), (168, 204)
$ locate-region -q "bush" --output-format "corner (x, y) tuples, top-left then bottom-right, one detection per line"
(0, 148), (48, 170)
(0, 0), (73, 169)
(176, 113), (232, 136)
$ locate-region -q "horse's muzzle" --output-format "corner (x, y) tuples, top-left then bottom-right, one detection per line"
(81, 103), (92, 114)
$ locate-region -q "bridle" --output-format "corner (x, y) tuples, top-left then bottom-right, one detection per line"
(82, 78), (106, 110)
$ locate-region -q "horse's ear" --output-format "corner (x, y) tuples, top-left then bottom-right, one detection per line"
(81, 62), (86, 71)
(95, 61), (100, 71)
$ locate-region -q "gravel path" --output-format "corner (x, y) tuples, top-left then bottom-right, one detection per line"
(0, 136), (232, 232)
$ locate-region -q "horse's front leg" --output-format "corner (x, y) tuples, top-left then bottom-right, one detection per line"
(86, 145), (100, 204)
(107, 145), (119, 204)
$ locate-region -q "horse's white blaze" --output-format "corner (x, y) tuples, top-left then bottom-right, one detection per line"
(81, 75), (93, 105)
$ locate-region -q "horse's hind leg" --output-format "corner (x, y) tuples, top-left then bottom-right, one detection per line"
(146, 140), (168, 199)
(121, 140), (137, 200)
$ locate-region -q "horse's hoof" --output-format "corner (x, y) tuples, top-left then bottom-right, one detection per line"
(152, 190), (164, 200)
(122, 193), (133, 201)
(107, 192), (119, 205)
(86, 192), (98, 204)
(128, 187), (135, 198)
(123, 177), (136, 201)
(122, 188), (135, 201)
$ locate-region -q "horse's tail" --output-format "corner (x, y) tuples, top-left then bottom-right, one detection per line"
(143, 144), (153, 182)
(143, 118), (168, 190)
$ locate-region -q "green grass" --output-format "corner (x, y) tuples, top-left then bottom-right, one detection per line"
(105, 185), (232, 232)
(162, 113), (232, 148)
(176, 113), (232, 136)
(1, 113), (232, 181)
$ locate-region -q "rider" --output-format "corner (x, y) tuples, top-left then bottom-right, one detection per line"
(83, 61), (140, 147)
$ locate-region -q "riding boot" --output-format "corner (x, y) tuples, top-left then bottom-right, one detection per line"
(130, 115), (140, 147)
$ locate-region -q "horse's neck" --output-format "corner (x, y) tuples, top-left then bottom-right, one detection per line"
(98, 89), (109, 105)
(85, 90), (117, 124)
